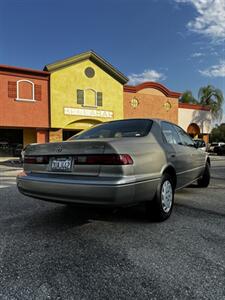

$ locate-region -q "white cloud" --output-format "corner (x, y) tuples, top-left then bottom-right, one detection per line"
(175, 0), (225, 42)
(128, 69), (166, 85)
(191, 52), (205, 57)
(199, 60), (225, 77)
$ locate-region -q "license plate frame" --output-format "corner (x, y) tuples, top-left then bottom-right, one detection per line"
(51, 157), (72, 172)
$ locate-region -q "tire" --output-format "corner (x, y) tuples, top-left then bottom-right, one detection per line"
(146, 173), (174, 222)
(217, 149), (224, 156)
(197, 162), (210, 188)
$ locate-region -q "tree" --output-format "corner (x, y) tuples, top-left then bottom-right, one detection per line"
(179, 90), (198, 104)
(210, 123), (225, 142)
(198, 85), (224, 121)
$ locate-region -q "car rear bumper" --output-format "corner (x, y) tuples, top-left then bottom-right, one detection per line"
(17, 172), (160, 206)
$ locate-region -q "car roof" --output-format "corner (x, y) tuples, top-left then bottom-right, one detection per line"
(95, 118), (183, 131)
(104, 118), (171, 124)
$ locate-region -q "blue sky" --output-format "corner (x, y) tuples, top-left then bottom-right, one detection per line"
(1, 0), (225, 122)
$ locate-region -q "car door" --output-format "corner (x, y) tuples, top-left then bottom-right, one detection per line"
(161, 122), (191, 188)
(174, 125), (205, 182)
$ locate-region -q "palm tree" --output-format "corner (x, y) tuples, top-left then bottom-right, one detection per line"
(179, 90), (198, 104)
(198, 85), (224, 121)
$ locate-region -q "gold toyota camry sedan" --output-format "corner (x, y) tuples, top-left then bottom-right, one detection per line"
(17, 119), (210, 221)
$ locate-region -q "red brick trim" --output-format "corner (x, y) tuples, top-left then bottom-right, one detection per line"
(179, 103), (210, 111)
(0, 65), (50, 78)
(0, 71), (49, 81)
(124, 82), (181, 98)
(0, 125), (49, 129)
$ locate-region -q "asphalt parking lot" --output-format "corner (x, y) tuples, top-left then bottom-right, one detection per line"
(0, 157), (225, 300)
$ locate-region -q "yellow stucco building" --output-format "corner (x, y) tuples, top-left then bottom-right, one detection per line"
(44, 51), (128, 142)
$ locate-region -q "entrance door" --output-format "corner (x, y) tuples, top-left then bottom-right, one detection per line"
(0, 129), (23, 157)
(63, 130), (81, 141)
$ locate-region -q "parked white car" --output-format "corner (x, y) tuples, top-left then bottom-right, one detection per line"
(193, 139), (206, 152)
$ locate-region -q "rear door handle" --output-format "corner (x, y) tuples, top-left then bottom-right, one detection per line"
(170, 154), (176, 158)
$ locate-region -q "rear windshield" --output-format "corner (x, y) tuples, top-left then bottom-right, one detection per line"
(70, 119), (153, 140)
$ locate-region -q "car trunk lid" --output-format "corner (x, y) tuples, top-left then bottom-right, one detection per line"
(24, 139), (132, 177)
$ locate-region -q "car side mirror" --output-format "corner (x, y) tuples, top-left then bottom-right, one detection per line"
(193, 141), (199, 148)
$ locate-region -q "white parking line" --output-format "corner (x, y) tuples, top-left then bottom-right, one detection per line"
(0, 185), (10, 189)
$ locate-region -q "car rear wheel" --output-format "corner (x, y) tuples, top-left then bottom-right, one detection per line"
(197, 162), (210, 188)
(146, 173), (174, 222)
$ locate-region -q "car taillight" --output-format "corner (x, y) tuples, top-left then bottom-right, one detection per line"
(74, 154), (133, 165)
(24, 156), (49, 164)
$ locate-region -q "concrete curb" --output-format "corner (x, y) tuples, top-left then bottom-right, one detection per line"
(208, 155), (225, 161)
(0, 157), (20, 162)
(0, 157), (22, 167)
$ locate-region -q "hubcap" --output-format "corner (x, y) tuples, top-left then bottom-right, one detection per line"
(161, 180), (173, 213)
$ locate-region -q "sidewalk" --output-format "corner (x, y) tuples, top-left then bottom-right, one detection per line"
(209, 154), (225, 161)
(0, 157), (22, 166)
(0, 157), (20, 162)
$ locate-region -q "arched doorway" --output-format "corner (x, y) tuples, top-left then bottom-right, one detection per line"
(187, 123), (200, 138)
(63, 118), (102, 140)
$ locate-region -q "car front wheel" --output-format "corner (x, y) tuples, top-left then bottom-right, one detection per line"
(146, 174), (174, 222)
(197, 162), (210, 188)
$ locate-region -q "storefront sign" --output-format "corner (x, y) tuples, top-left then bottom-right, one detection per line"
(64, 107), (113, 118)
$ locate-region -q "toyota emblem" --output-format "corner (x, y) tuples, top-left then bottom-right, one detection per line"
(56, 145), (63, 153)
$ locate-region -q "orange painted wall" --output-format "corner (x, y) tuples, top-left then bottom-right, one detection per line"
(124, 90), (179, 124)
(37, 129), (49, 143)
(0, 68), (49, 128)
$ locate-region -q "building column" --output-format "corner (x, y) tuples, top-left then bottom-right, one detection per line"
(23, 128), (37, 147)
(202, 134), (209, 144)
(49, 129), (63, 142)
(37, 129), (49, 144)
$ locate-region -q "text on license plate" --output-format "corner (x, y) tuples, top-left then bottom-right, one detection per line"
(51, 158), (72, 171)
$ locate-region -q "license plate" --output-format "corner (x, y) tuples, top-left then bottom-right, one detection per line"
(51, 157), (72, 172)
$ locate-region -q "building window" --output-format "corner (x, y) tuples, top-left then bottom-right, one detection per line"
(77, 89), (103, 107)
(8, 80), (42, 102)
(84, 67), (95, 78)
(85, 89), (96, 107)
(17, 80), (35, 101)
